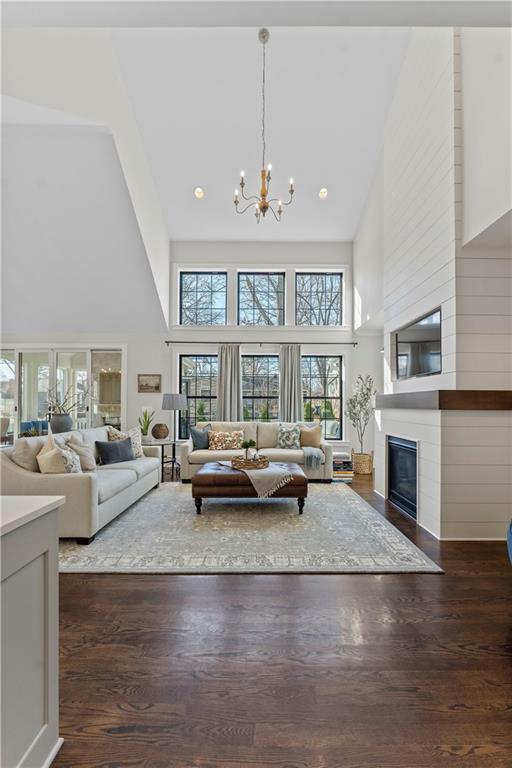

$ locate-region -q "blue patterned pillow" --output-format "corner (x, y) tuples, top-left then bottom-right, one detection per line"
(277, 424), (301, 450)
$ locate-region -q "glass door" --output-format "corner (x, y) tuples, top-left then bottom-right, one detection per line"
(55, 350), (90, 430)
(0, 350), (16, 444)
(19, 351), (51, 436)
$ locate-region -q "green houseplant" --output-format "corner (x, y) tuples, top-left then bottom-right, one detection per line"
(138, 408), (155, 437)
(241, 439), (256, 459)
(344, 374), (377, 474)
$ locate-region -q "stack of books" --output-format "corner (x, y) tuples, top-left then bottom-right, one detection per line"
(332, 454), (354, 483)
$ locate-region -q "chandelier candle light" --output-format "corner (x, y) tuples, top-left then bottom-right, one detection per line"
(234, 28), (295, 223)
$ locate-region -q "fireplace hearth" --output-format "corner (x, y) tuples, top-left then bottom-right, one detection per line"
(388, 436), (417, 520)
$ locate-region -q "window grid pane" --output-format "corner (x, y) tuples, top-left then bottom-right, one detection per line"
(295, 272), (343, 326)
(242, 355), (280, 421)
(179, 355), (218, 438)
(238, 273), (285, 326)
(180, 272), (227, 326)
(302, 355), (342, 439)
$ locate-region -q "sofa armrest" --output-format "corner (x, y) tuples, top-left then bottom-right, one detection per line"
(177, 438), (193, 463)
(321, 440), (334, 478)
(142, 445), (160, 459)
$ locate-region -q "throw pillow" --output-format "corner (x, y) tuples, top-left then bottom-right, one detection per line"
(107, 426), (143, 458)
(190, 423), (211, 450)
(96, 437), (135, 465)
(277, 424), (301, 450)
(37, 432), (82, 474)
(65, 436), (97, 471)
(11, 436), (46, 472)
(300, 424), (322, 448)
(208, 430), (244, 450)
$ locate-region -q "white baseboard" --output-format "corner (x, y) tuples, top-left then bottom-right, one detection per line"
(42, 738), (64, 768)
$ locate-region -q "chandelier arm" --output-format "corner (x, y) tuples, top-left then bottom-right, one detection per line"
(236, 202), (259, 215)
(240, 189), (259, 203)
(269, 206), (281, 222)
(281, 193), (294, 207)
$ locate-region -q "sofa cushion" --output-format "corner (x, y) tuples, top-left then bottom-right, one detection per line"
(79, 427), (110, 459)
(96, 469), (138, 503)
(188, 448), (245, 464)
(107, 426), (144, 458)
(257, 422), (279, 449)
(96, 437), (134, 465)
(37, 432), (82, 474)
(208, 430), (244, 450)
(197, 421), (257, 444)
(300, 424), (322, 448)
(11, 436), (47, 472)
(190, 423), (211, 450)
(278, 424), (301, 450)
(258, 448), (325, 465)
(97, 456), (159, 480)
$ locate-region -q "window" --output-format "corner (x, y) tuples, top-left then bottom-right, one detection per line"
(179, 355), (218, 438)
(238, 272), (285, 325)
(302, 355), (342, 439)
(242, 355), (280, 421)
(295, 272), (343, 326)
(180, 272), (227, 325)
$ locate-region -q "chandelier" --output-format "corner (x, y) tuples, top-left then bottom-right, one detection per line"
(234, 28), (295, 223)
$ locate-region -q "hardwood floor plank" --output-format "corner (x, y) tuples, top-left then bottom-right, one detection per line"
(53, 476), (512, 768)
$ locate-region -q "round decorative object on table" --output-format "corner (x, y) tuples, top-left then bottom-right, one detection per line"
(232, 455), (269, 471)
(49, 413), (73, 433)
(151, 423), (169, 439)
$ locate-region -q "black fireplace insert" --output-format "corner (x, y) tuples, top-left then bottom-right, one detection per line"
(388, 436), (417, 519)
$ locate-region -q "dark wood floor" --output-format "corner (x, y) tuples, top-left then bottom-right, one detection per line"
(55, 476), (512, 768)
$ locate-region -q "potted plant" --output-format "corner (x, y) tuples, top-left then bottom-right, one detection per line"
(344, 374), (377, 475)
(241, 439), (256, 459)
(138, 408), (155, 437)
(46, 385), (88, 433)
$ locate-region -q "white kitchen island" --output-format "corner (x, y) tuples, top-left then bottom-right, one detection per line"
(1, 496), (65, 768)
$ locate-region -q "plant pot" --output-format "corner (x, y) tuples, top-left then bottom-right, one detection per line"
(50, 413), (73, 434)
(151, 423), (169, 439)
(351, 450), (374, 475)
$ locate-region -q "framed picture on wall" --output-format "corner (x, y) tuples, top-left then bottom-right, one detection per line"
(137, 374), (162, 394)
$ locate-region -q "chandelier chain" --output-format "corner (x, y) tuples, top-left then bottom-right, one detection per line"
(261, 40), (266, 169)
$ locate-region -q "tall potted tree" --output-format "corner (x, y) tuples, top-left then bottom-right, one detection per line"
(344, 374), (377, 475)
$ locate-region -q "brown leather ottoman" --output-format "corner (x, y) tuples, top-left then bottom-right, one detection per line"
(191, 462), (308, 514)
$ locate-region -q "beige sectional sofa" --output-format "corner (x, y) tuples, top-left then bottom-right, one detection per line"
(0, 426), (160, 543)
(178, 421), (333, 481)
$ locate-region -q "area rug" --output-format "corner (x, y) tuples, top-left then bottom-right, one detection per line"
(59, 482), (441, 574)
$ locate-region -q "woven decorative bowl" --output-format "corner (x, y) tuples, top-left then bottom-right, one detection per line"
(151, 423), (169, 439)
(232, 455), (269, 471)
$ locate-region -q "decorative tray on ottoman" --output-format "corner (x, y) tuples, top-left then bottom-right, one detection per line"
(232, 455), (269, 471)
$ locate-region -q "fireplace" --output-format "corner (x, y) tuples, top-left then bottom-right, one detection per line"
(388, 436), (417, 520)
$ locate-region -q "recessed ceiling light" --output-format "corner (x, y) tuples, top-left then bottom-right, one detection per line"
(194, 187), (205, 199)
(318, 187), (328, 200)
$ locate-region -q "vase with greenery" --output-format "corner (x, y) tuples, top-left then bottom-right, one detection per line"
(138, 408), (155, 437)
(241, 439), (256, 459)
(46, 385), (88, 433)
(344, 374), (377, 474)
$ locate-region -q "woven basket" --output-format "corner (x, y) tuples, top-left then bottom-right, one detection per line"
(232, 455), (269, 471)
(351, 450), (374, 475)
(151, 423), (169, 439)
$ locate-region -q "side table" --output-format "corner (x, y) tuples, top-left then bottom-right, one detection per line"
(142, 439), (178, 482)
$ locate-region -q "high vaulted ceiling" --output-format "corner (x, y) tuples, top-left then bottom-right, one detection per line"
(112, 27), (410, 241)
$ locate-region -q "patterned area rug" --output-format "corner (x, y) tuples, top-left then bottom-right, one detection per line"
(59, 482), (441, 574)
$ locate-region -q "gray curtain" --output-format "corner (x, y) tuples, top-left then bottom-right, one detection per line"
(279, 344), (303, 422)
(217, 344), (242, 421)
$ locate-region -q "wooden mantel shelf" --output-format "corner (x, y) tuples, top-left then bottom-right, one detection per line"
(375, 390), (512, 411)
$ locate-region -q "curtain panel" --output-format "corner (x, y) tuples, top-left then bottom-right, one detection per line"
(279, 344), (303, 422)
(217, 344), (242, 421)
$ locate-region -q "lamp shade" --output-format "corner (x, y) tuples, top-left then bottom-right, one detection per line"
(162, 393), (188, 411)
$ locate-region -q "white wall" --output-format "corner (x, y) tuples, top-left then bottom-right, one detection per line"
(461, 28), (512, 244)
(1, 126), (168, 335)
(353, 28), (458, 393)
(353, 160), (384, 331)
(2, 27), (170, 325)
